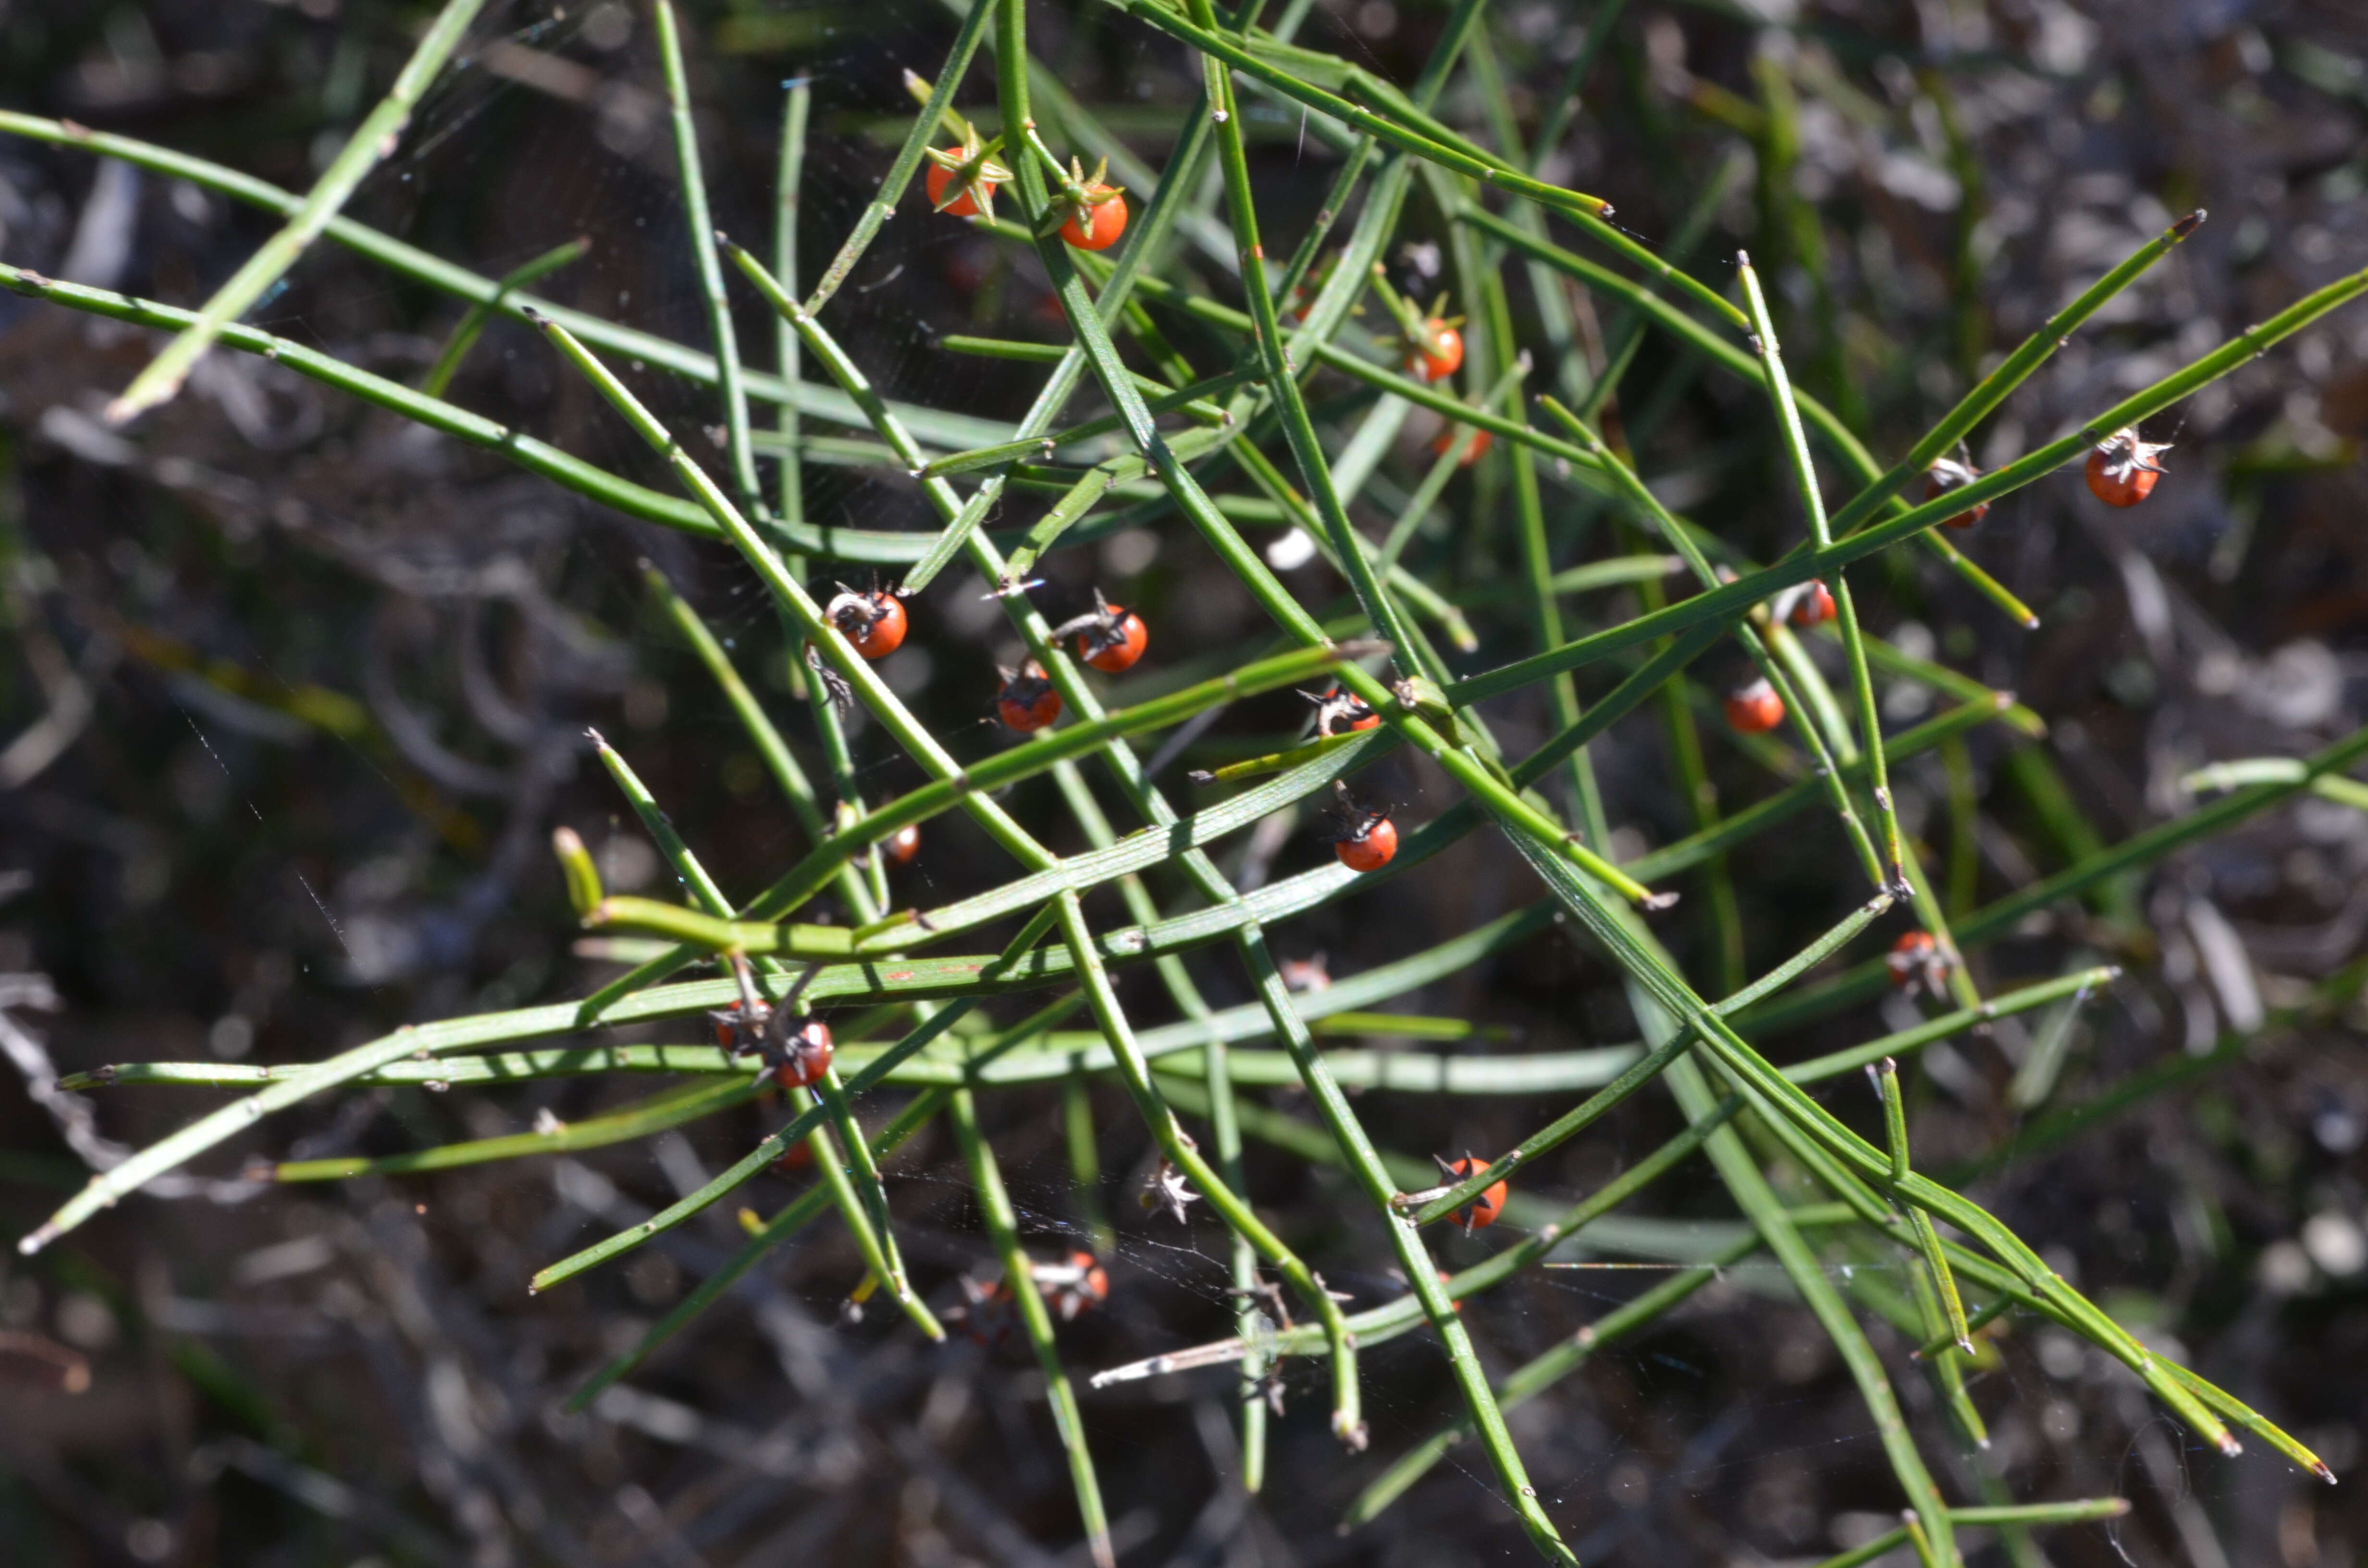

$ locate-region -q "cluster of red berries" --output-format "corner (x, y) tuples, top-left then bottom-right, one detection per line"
(1719, 427), (2171, 740)
(992, 589), (1151, 735)
(1914, 426), (2168, 528)
(821, 582), (1156, 862)
(820, 585), (937, 870)
(925, 123), (1130, 253)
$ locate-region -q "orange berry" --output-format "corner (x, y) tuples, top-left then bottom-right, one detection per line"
(1444, 1156), (1506, 1232)
(1334, 814), (1397, 872)
(2085, 427), (2169, 507)
(925, 157), (998, 219)
(1403, 320), (1464, 383)
(1724, 678), (1785, 734)
(1059, 184), (1128, 251)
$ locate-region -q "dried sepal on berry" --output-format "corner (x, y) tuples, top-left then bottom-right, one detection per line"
(2085, 426), (2171, 507)
(1922, 454), (1990, 530)
(1320, 780), (1398, 873)
(1433, 1152), (1507, 1235)
(1031, 1250), (1110, 1321)
(1050, 588), (1147, 674)
(994, 659), (1062, 732)
(1302, 682), (1380, 737)
(1886, 930), (1952, 998)
(825, 581), (907, 660)
(1141, 1157), (1200, 1224)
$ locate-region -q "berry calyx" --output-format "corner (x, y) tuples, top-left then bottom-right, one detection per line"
(923, 123), (1010, 221)
(1724, 678), (1785, 734)
(2085, 427), (2171, 507)
(995, 660), (1063, 732)
(1056, 165), (1129, 251)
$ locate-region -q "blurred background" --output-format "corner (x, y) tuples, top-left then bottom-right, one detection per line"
(1, 0), (2366, 1563)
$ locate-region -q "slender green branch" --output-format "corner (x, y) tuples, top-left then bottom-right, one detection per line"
(949, 1089), (1115, 1568)
(103, 0), (491, 423)
(1736, 254), (1906, 892)
(655, 0), (762, 513)
(420, 236), (588, 398)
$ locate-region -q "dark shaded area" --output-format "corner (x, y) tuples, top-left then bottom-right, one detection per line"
(0, 1), (2365, 1565)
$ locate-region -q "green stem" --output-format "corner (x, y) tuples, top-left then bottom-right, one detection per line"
(419, 236), (588, 398)
(949, 1088), (1115, 1568)
(803, 0), (1002, 315)
(655, 0), (762, 514)
(1736, 254), (1906, 893)
(103, 0), (492, 422)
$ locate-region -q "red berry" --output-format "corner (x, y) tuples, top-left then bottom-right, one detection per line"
(1886, 931), (1950, 996)
(1077, 606), (1147, 674)
(1059, 184), (1129, 251)
(1725, 678), (1785, 734)
(1789, 581), (1837, 628)
(1310, 684), (1380, 737)
(1036, 1249), (1110, 1321)
(828, 588), (907, 660)
(1922, 457), (1990, 530)
(996, 661), (1063, 732)
(925, 157), (998, 219)
(1403, 320), (1464, 384)
(2085, 427), (2169, 507)
(710, 1004), (767, 1055)
(1334, 813), (1397, 873)
(884, 823), (921, 867)
(774, 1139), (816, 1174)
(1430, 427), (1493, 466)
(1444, 1156), (1506, 1232)
(770, 1017), (835, 1090)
